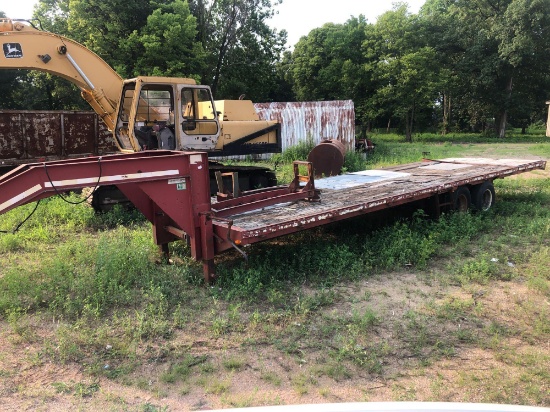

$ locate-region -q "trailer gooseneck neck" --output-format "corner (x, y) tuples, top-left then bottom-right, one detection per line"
(0, 151), (320, 282)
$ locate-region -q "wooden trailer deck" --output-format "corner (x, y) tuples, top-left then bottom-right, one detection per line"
(214, 158), (546, 244)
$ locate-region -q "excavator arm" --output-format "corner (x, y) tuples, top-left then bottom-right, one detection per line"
(0, 18), (122, 130)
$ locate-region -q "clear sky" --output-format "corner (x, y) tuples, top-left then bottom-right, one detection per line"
(2, 0), (426, 47)
(271, 0), (426, 46)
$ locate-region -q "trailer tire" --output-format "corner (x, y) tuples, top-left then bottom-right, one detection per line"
(472, 181), (495, 212)
(452, 186), (471, 212)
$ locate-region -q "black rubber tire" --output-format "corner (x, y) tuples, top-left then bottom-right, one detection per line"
(472, 181), (496, 212)
(452, 186), (471, 212)
(90, 185), (132, 212)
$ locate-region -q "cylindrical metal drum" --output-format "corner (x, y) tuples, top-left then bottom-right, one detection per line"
(307, 139), (346, 177)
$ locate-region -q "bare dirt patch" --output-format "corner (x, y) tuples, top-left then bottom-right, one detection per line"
(1, 266), (547, 410)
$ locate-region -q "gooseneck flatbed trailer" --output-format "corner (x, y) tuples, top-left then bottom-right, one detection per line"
(0, 151), (545, 283)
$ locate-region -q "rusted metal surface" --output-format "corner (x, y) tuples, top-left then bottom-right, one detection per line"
(0, 110), (116, 167)
(216, 158), (547, 244)
(307, 139), (346, 177)
(212, 161), (318, 219)
(254, 100), (355, 151)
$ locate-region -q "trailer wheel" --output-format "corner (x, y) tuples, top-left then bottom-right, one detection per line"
(472, 181), (495, 212)
(452, 186), (471, 212)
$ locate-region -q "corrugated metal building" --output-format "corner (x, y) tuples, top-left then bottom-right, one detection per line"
(254, 100), (355, 151)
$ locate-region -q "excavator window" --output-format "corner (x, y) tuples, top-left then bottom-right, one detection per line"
(133, 85), (174, 150)
(137, 86), (173, 124)
(114, 85), (137, 150)
(181, 87), (218, 136)
(120, 89), (133, 122)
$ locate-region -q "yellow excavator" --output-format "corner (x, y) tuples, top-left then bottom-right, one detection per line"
(0, 18), (281, 207)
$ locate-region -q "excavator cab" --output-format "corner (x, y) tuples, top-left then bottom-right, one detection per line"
(114, 77), (220, 153)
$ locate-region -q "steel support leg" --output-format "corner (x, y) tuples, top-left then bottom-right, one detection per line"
(200, 213), (216, 284)
(202, 259), (216, 284)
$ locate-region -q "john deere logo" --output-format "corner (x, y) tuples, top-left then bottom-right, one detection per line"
(3, 43), (23, 58)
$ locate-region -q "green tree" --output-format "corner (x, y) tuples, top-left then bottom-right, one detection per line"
(366, 4), (440, 140)
(291, 16), (373, 123)
(271, 50), (296, 102)
(419, 0), (462, 133)
(66, 0), (159, 77)
(188, 0), (286, 99)
(494, 0), (550, 134)
(33, 0), (70, 33)
(123, 0), (205, 78)
(452, 0), (516, 136)
(439, 0), (550, 137)
(375, 47), (441, 141)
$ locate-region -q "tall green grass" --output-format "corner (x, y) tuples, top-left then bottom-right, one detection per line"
(0, 197), (197, 319)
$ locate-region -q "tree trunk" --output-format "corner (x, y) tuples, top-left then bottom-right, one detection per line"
(443, 93), (451, 135)
(497, 110), (507, 138)
(46, 82), (54, 110)
(405, 103), (415, 143)
(405, 107), (414, 143)
(386, 118), (391, 133)
(498, 76), (513, 138)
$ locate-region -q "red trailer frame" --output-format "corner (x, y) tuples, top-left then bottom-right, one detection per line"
(0, 151), (546, 283)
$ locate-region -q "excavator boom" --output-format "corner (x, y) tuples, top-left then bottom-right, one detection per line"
(1, 18), (281, 157)
(0, 18), (122, 130)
